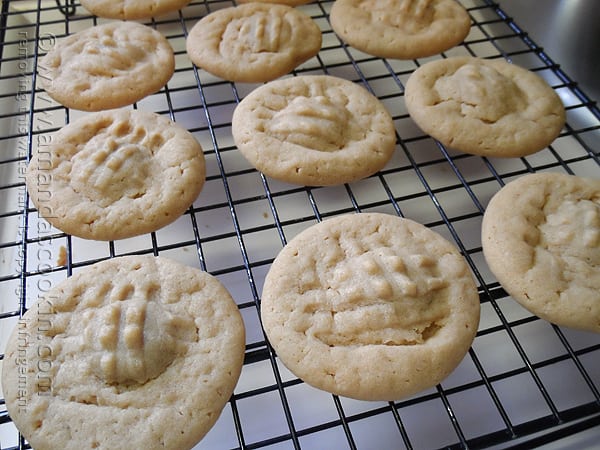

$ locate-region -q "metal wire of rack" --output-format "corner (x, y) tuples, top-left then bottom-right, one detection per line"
(0, 0), (599, 449)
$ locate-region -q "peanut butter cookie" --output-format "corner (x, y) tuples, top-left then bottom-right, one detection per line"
(38, 22), (174, 111)
(1, 255), (246, 450)
(80, 0), (191, 19)
(231, 75), (396, 186)
(185, 3), (321, 82)
(330, 0), (471, 59)
(26, 109), (205, 241)
(404, 56), (566, 157)
(482, 173), (600, 333)
(237, 0), (313, 5)
(261, 213), (480, 400)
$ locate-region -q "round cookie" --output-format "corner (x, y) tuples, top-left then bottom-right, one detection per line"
(80, 0), (191, 19)
(404, 56), (566, 157)
(25, 109), (205, 241)
(1, 255), (246, 450)
(185, 3), (322, 83)
(330, 0), (471, 59)
(261, 212), (480, 401)
(38, 22), (174, 111)
(482, 173), (600, 333)
(231, 75), (396, 186)
(237, 0), (314, 5)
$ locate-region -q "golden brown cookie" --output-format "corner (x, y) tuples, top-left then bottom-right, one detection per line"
(482, 173), (600, 333)
(330, 0), (471, 59)
(231, 75), (396, 186)
(185, 3), (322, 82)
(38, 22), (174, 111)
(26, 109), (205, 241)
(1, 255), (246, 450)
(261, 213), (480, 400)
(80, 0), (191, 19)
(404, 56), (566, 157)
(237, 0), (314, 5)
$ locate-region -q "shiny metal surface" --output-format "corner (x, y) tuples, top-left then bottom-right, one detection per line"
(498, 0), (600, 102)
(498, 4), (600, 449)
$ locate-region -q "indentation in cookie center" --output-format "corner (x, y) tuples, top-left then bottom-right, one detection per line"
(85, 292), (180, 385)
(539, 199), (600, 263)
(267, 96), (349, 151)
(220, 12), (291, 56)
(359, 0), (434, 31)
(434, 63), (527, 122)
(70, 132), (152, 204)
(306, 247), (450, 347)
(67, 33), (148, 79)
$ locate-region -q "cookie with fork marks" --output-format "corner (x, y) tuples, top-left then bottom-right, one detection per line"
(261, 212), (480, 400)
(80, 0), (192, 19)
(1, 255), (245, 450)
(185, 3), (322, 82)
(482, 173), (600, 333)
(330, 0), (471, 59)
(231, 75), (396, 186)
(25, 108), (205, 240)
(38, 21), (174, 111)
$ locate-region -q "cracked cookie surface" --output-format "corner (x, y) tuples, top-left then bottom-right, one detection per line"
(482, 173), (600, 333)
(232, 75), (396, 186)
(260, 213), (480, 400)
(1, 255), (246, 450)
(404, 56), (565, 157)
(26, 109), (205, 240)
(38, 22), (174, 111)
(330, 0), (471, 59)
(185, 3), (321, 82)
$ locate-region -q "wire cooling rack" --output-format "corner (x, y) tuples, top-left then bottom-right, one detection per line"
(1, 0), (599, 448)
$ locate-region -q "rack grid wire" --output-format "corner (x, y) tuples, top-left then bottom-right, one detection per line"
(0, 0), (599, 448)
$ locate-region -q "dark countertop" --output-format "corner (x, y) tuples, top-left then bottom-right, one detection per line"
(497, 0), (600, 103)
